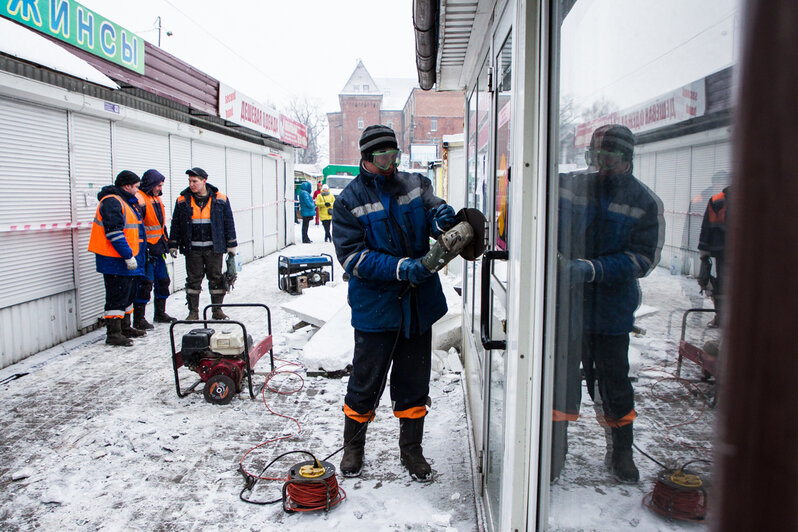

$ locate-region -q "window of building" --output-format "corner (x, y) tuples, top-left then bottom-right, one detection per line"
(358, 117), (364, 129)
(364, 84), (369, 92)
(387, 120), (393, 130)
(431, 118), (438, 132)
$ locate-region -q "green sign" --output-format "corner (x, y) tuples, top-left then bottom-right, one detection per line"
(2, 0), (145, 74)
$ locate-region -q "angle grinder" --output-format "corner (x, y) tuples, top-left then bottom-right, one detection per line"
(422, 207), (487, 272)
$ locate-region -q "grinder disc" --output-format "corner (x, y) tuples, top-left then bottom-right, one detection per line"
(456, 208), (487, 261)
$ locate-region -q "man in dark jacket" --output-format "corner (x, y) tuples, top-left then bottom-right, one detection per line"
(552, 124), (664, 483)
(88, 170), (148, 346)
(331, 125), (457, 482)
(132, 169), (176, 329)
(168, 167), (237, 320)
(697, 183), (730, 328)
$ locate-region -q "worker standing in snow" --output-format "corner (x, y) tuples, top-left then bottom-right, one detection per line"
(168, 167), (237, 321)
(88, 170), (148, 346)
(331, 125), (457, 481)
(132, 169), (176, 329)
(315, 184), (335, 242)
(553, 124), (664, 483)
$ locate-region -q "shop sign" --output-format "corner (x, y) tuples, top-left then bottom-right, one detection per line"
(280, 115), (308, 149)
(219, 83), (280, 138)
(575, 80), (706, 148)
(2, 0), (144, 74)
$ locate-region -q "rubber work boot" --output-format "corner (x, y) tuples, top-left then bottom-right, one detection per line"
(399, 416), (433, 482)
(133, 304), (154, 330)
(610, 424), (639, 483)
(340, 416), (367, 477)
(120, 313), (146, 338)
(105, 317), (132, 346)
(153, 298), (177, 323)
(186, 293), (199, 321)
(211, 294), (228, 320)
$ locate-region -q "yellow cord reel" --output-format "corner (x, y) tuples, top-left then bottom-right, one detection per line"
(298, 463), (326, 478)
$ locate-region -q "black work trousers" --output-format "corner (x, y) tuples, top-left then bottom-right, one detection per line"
(345, 329), (432, 421)
(103, 274), (138, 319)
(185, 249), (225, 296)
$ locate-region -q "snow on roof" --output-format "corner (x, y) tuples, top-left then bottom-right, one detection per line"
(0, 18), (119, 89)
(294, 163), (324, 177)
(339, 60), (381, 96)
(374, 77), (418, 110)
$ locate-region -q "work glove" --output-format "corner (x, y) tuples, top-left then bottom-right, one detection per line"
(398, 257), (434, 285)
(169, 249), (178, 258)
(562, 258), (595, 283)
(325, 202), (331, 207)
(431, 204), (457, 235)
(125, 257), (138, 270)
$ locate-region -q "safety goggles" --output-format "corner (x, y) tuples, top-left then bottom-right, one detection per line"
(371, 149), (401, 171)
(585, 148), (625, 169)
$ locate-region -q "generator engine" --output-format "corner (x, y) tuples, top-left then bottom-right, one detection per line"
(179, 327), (252, 404)
(278, 254), (335, 295)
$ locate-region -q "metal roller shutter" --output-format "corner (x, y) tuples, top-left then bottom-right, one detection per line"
(168, 135), (192, 291)
(0, 97), (72, 308)
(225, 148), (252, 261)
(190, 142), (226, 192)
(264, 156), (279, 253)
(113, 124), (170, 179)
(251, 155), (265, 258)
(71, 113), (113, 327)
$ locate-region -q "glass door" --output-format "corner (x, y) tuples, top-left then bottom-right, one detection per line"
(482, 29), (513, 532)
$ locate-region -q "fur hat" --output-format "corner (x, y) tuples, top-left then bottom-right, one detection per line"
(114, 170), (140, 187)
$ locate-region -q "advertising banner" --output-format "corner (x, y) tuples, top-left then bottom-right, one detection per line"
(1, 0), (144, 74)
(280, 115), (308, 149)
(574, 80), (707, 148)
(219, 83), (280, 139)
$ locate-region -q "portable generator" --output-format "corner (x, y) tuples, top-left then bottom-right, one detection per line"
(169, 303), (274, 404)
(278, 254), (334, 295)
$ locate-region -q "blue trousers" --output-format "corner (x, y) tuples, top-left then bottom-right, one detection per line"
(135, 255), (170, 304)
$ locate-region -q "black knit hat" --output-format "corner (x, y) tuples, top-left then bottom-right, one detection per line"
(186, 167), (208, 179)
(115, 170), (140, 187)
(359, 125), (398, 159)
(592, 124), (635, 161)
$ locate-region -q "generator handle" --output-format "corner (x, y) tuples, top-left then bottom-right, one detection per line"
(321, 252), (335, 282)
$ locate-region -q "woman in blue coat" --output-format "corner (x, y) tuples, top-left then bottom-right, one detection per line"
(298, 181), (316, 243)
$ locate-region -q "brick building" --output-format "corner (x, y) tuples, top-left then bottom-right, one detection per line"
(327, 61), (463, 167)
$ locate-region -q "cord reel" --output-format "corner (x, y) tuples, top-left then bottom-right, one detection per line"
(643, 467), (708, 521)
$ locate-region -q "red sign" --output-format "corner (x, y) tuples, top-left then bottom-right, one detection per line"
(280, 115), (308, 149)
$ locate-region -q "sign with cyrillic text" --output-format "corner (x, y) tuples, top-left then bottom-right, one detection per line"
(2, 0), (145, 74)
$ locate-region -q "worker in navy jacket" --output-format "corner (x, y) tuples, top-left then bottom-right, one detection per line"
(168, 167), (237, 320)
(331, 125), (457, 482)
(552, 124), (664, 483)
(88, 170), (148, 346)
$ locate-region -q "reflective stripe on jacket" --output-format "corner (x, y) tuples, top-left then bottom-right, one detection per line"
(135, 191), (167, 245)
(89, 194), (143, 258)
(168, 183), (237, 255)
(331, 165), (448, 336)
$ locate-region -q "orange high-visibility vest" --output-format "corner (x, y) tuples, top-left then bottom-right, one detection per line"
(175, 192), (227, 223)
(136, 191), (167, 244)
(88, 195), (143, 257)
(708, 191), (727, 224)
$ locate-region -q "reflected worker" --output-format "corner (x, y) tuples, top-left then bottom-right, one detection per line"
(553, 124), (665, 483)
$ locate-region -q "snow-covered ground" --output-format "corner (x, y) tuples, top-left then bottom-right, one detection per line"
(0, 222), (479, 531)
(0, 220), (719, 531)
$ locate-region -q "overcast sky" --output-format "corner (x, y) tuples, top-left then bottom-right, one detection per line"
(78, 0), (419, 115)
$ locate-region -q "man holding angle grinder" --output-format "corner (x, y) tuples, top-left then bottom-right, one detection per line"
(331, 125), (483, 481)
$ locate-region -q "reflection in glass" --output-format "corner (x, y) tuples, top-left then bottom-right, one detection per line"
(546, 0), (736, 528)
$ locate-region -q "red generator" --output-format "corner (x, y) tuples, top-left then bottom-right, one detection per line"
(169, 303), (274, 404)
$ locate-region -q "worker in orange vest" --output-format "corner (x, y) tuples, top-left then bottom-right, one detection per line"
(168, 167), (238, 320)
(88, 170), (148, 346)
(132, 169), (176, 329)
